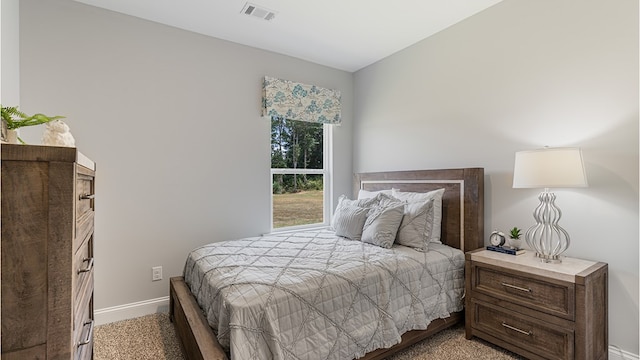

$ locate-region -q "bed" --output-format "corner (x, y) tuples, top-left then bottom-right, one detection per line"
(170, 168), (484, 360)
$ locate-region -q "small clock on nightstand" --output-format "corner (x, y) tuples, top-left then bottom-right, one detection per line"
(489, 230), (506, 247)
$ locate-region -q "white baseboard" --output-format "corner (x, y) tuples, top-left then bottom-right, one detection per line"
(94, 296), (170, 326)
(610, 346), (640, 360)
(94, 300), (640, 360)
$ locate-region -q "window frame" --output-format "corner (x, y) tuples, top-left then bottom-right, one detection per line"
(270, 124), (332, 232)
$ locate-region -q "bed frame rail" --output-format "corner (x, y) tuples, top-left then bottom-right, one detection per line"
(170, 277), (227, 360)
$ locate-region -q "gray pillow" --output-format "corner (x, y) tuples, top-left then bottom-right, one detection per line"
(330, 195), (379, 240)
(361, 197), (405, 248)
(331, 204), (369, 240)
(395, 198), (434, 251)
(392, 188), (445, 244)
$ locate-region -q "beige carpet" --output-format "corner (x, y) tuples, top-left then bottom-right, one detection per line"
(94, 313), (524, 360)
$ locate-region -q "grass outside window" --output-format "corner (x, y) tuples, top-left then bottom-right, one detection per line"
(272, 190), (323, 228)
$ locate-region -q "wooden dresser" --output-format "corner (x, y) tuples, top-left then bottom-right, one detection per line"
(465, 249), (608, 360)
(1, 144), (96, 359)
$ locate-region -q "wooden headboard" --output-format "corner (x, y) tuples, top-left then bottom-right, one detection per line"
(353, 168), (484, 252)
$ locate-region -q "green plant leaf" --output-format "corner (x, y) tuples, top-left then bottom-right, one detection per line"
(1, 104), (65, 130)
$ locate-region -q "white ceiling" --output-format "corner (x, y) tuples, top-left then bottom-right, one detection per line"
(73, 0), (504, 72)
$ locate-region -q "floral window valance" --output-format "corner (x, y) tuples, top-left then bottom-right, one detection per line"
(262, 76), (342, 125)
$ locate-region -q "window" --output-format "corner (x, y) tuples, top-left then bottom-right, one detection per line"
(271, 117), (330, 230)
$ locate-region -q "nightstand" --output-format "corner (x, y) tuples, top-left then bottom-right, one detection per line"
(465, 249), (608, 360)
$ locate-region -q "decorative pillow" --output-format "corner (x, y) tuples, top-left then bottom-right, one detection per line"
(361, 195), (405, 248)
(392, 188), (445, 244)
(335, 194), (380, 209)
(395, 198), (434, 251)
(357, 188), (394, 200)
(330, 195), (380, 240)
(331, 204), (369, 240)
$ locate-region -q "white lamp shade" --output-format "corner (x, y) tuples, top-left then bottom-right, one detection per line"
(513, 147), (588, 188)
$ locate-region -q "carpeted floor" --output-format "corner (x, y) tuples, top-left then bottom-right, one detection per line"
(94, 313), (524, 360)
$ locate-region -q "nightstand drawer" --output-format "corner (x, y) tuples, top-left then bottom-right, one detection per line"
(473, 265), (574, 320)
(470, 300), (574, 360)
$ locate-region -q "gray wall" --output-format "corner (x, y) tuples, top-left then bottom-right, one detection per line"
(354, 0), (638, 354)
(1, 0), (20, 104)
(18, 0), (353, 311)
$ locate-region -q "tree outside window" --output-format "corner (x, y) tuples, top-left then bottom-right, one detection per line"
(271, 117), (325, 229)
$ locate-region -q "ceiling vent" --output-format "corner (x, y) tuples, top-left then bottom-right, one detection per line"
(241, 2), (276, 21)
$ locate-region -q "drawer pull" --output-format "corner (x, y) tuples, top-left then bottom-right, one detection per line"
(501, 282), (532, 293)
(80, 194), (95, 200)
(77, 258), (94, 274)
(502, 322), (532, 336)
(77, 320), (94, 347)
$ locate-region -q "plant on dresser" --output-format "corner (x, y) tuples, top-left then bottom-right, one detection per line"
(1, 105), (65, 143)
(1, 144), (96, 359)
(465, 249), (607, 360)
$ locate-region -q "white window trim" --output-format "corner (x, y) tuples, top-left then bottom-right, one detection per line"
(270, 124), (332, 233)
(271, 169), (325, 175)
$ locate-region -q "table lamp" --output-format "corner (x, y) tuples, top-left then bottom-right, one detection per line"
(512, 147), (588, 263)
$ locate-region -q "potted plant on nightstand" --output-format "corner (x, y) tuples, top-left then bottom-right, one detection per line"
(1, 105), (64, 144)
(508, 227), (523, 250)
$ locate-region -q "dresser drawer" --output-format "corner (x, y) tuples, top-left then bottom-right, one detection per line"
(74, 211), (94, 253)
(73, 272), (94, 359)
(74, 272), (93, 330)
(472, 264), (575, 320)
(470, 300), (574, 360)
(74, 303), (93, 360)
(73, 236), (94, 307)
(76, 172), (95, 220)
(75, 169), (95, 252)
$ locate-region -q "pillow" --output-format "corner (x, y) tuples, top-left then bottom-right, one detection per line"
(392, 188), (445, 244)
(331, 204), (369, 240)
(357, 188), (393, 200)
(395, 198), (434, 251)
(334, 194), (380, 210)
(330, 195), (380, 240)
(361, 195), (405, 248)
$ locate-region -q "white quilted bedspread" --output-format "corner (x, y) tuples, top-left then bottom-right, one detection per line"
(183, 229), (464, 360)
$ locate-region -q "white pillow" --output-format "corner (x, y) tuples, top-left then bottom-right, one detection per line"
(335, 194), (380, 210)
(395, 198), (434, 251)
(392, 188), (445, 244)
(357, 189), (393, 200)
(361, 195), (405, 248)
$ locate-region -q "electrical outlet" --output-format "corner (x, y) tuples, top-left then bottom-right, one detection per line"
(152, 266), (162, 281)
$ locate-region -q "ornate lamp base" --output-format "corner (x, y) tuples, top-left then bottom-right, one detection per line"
(525, 189), (570, 263)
